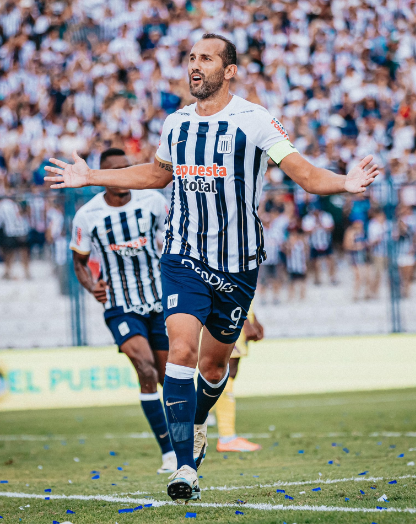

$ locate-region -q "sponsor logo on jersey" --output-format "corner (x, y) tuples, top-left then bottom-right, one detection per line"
(109, 237), (147, 256)
(76, 226), (82, 245)
(181, 259), (237, 293)
(175, 164), (228, 194)
(124, 300), (163, 315)
(271, 117), (289, 139)
(175, 164), (228, 178)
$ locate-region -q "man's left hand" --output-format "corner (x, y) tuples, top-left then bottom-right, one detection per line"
(344, 155), (380, 194)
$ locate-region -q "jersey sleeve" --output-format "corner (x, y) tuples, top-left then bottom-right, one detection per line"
(155, 116), (173, 164)
(69, 209), (92, 255)
(237, 106), (299, 165)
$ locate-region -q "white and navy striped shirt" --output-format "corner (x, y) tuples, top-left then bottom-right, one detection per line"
(156, 95), (291, 273)
(70, 191), (168, 312)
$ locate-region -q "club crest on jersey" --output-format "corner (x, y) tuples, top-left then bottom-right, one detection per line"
(137, 217), (150, 233)
(217, 134), (233, 154)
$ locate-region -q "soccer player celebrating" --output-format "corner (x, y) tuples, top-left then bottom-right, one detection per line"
(45, 34), (379, 502)
(69, 148), (176, 475)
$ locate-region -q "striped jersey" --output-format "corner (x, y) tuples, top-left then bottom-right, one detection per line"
(70, 190), (168, 312)
(156, 95), (292, 273)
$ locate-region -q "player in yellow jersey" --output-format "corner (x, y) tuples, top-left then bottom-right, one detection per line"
(215, 306), (264, 453)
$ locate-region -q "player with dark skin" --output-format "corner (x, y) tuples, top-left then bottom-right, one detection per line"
(72, 152), (168, 393)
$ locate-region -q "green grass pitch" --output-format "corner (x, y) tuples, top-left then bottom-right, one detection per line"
(0, 388), (415, 523)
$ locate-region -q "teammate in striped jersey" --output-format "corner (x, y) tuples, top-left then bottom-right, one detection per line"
(70, 148), (176, 475)
(46, 34), (380, 502)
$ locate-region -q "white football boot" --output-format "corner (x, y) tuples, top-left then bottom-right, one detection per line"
(157, 451), (177, 474)
(193, 422), (208, 470)
(167, 465), (201, 502)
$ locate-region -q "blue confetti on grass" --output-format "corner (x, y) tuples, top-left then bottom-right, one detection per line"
(123, 476), (128, 479)
(199, 475), (203, 479)
(91, 475), (100, 480)
(276, 489), (285, 493)
(66, 509), (75, 514)
(360, 490), (365, 495)
(298, 450), (304, 454)
(134, 506), (143, 511)
(332, 443), (337, 447)
(118, 508), (134, 513)
(370, 487), (376, 490)
(312, 487), (321, 492)
(44, 445), (49, 450)
(90, 470), (99, 474)
(345, 497), (349, 501)
(376, 506), (387, 510)
(253, 475), (259, 478)
(377, 442), (382, 445)
(109, 451), (116, 456)
(117, 467), (123, 471)
(53, 521), (60, 524)
(237, 499), (244, 503)
(0, 481), (8, 484)
(358, 471), (368, 475)
(124, 462), (129, 466)
(44, 489), (51, 492)
(285, 495), (293, 500)
(389, 480), (397, 484)
(390, 445), (396, 449)
(397, 454), (404, 458)
(328, 460), (333, 465)
(343, 448), (349, 454)
(185, 512), (197, 518)
(144, 504), (152, 508)
(111, 483), (116, 486)
(45, 497), (50, 500)
(235, 510), (244, 515)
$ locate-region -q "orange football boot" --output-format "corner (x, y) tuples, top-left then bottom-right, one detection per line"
(216, 437), (262, 453)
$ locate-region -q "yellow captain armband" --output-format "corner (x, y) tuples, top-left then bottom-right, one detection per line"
(267, 140), (299, 166)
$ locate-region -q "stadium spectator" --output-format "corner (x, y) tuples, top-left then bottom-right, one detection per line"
(0, 196), (31, 279)
(284, 228), (308, 301)
(343, 220), (370, 301)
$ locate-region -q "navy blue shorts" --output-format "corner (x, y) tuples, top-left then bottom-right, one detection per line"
(310, 246), (333, 259)
(160, 254), (259, 344)
(104, 307), (169, 351)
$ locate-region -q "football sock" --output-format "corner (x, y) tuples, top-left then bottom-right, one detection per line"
(215, 377), (236, 442)
(194, 365), (229, 425)
(163, 363), (196, 471)
(140, 392), (173, 455)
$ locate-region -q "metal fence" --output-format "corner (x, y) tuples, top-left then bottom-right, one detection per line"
(0, 178), (413, 349)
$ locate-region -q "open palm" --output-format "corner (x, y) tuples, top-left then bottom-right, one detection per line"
(345, 155), (379, 194)
(44, 150), (91, 189)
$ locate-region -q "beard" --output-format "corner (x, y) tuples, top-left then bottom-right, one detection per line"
(189, 68), (225, 100)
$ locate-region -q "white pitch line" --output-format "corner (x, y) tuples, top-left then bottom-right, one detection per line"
(200, 474), (416, 492)
(0, 492), (166, 507)
(1, 492), (416, 514)
(1, 430), (416, 441)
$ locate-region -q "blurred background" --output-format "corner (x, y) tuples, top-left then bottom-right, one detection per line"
(1, 0), (416, 351)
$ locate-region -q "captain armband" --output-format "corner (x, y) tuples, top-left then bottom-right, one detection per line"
(267, 140), (299, 166)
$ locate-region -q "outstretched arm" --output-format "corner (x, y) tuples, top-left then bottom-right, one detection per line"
(279, 152), (379, 195)
(45, 151), (173, 190)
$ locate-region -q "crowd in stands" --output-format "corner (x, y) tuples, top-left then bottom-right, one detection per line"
(0, 0), (416, 300)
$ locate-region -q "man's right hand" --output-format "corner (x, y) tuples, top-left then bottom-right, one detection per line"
(44, 150), (91, 189)
(92, 279), (108, 303)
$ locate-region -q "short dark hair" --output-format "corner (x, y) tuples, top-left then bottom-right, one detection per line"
(201, 33), (237, 68)
(100, 148), (126, 167)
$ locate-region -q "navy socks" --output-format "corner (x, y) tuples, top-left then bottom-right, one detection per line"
(140, 393), (173, 455)
(163, 365), (196, 470)
(194, 366), (229, 425)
